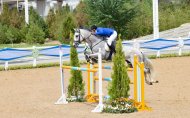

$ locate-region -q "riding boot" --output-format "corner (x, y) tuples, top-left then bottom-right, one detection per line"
(106, 42), (116, 60)
(109, 42), (116, 53)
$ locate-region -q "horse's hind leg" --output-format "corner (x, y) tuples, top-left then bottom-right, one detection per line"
(126, 60), (133, 68)
(144, 71), (153, 85)
(144, 68), (159, 85)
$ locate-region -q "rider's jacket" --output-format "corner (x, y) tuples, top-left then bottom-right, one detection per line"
(95, 27), (115, 37)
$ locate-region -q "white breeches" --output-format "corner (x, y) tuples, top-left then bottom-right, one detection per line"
(107, 31), (117, 45)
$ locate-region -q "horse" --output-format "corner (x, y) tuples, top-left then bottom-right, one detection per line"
(73, 28), (158, 85)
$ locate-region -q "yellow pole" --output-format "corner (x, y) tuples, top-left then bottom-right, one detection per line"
(87, 63), (90, 95)
(134, 55), (137, 102)
(140, 62), (145, 109)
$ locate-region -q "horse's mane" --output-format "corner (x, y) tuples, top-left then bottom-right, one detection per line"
(79, 27), (91, 32)
(79, 28), (106, 40)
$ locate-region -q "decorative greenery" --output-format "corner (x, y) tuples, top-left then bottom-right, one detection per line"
(103, 98), (137, 113)
(108, 35), (130, 100)
(67, 32), (85, 102)
(25, 23), (45, 44)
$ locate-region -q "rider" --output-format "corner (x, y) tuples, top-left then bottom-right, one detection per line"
(90, 25), (117, 52)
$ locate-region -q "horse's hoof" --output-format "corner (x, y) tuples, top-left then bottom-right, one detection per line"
(155, 80), (159, 83)
(149, 82), (153, 85)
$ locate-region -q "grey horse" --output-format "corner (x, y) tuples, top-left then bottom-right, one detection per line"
(73, 28), (158, 85)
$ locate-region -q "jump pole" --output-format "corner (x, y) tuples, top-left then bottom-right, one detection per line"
(55, 47), (68, 105)
(134, 55), (151, 111)
(91, 48), (103, 112)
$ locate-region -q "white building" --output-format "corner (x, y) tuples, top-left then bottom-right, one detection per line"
(0, 0), (80, 23)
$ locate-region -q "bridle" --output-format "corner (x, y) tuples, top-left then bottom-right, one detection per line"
(74, 29), (92, 44)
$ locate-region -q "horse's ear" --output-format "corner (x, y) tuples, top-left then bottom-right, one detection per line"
(71, 28), (75, 33)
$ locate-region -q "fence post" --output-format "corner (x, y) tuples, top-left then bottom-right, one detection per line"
(178, 37), (184, 56)
(156, 50), (160, 57)
(133, 39), (140, 50)
(5, 61), (8, 70)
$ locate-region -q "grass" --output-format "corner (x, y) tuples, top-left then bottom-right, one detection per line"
(0, 43), (59, 49)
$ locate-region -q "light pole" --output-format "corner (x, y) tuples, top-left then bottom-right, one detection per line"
(0, 0), (3, 14)
(17, 0), (19, 11)
(153, 0), (159, 39)
(25, 0), (29, 24)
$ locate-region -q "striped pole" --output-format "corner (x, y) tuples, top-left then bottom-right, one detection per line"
(134, 55), (137, 102)
(94, 65), (133, 71)
(133, 55), (151, 111)
(87, 63), (91, 95)
(62, 66), (98, 72)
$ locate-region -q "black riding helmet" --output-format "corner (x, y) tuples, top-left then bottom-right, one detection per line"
(91, 25), (97, 30)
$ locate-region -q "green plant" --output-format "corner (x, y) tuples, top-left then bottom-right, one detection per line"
(25, 23), (45, 44)
(0, 23), (8, 44)
(108, 35), (130, 100)
(84, 0), (137, 38)
(29, 7), (49, 38)
(103, 98), (137, 113)
(60, 14), (76, 43)
(67, 32), (85, 101)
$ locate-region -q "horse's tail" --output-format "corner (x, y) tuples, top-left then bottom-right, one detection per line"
(143, 55), (156, 85)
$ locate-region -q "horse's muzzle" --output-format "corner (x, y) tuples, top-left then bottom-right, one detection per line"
(73, 42), (79, 48)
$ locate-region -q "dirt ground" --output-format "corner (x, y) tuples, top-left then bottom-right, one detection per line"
(0, 57), (190, 118)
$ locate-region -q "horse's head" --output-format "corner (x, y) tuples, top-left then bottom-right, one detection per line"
(73, 28), (93, 48)
(73, 29), (81, 48)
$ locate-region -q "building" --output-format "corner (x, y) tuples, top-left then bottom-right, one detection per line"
(0, 0), (80, 22)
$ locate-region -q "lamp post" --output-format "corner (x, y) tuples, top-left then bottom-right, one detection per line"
(25, 0), (29, 24)
(153, 0), (159, 39)
(17, 0), (18, 11)
(1, 0), (3, 14)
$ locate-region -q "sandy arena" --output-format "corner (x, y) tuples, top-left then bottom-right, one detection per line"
(0, 57), (190, 118)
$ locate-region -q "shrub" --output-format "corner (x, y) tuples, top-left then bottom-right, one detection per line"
(67, 32), (85, 101)
(108, 36), (130, 99)
(25, 23), (45, 44)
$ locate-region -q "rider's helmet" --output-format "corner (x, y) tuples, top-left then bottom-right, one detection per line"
(91, 25), (97, 30)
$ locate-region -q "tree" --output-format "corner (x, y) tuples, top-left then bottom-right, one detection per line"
(29, 7), (49, 38)
(126, 0), (153, 39)
(0, 4), (10, 25)
(74, 1), (89, 27)
(68, 33), (85, 101)
(48, 5), (75, 43)
(108, 35), (130, 100)
(46, 9), (56, 39)
(25, 23), (45, 44)
(0, 23), (8, 44)
(84, 0), (137, 37)
(60, 14), (76, 43)
(9, 8), (24, 29)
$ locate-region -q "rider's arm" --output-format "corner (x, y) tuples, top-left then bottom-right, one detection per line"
(95, 28), (104, 36)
